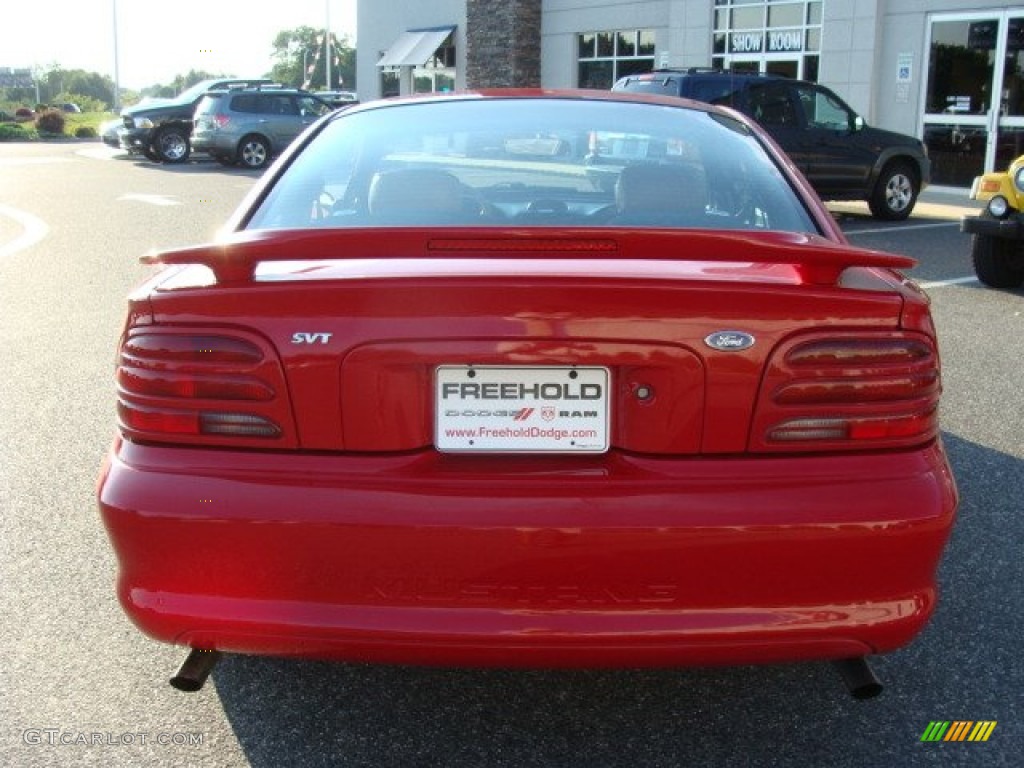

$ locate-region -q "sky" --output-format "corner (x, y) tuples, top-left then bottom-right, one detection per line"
(2, 1), (357, 91)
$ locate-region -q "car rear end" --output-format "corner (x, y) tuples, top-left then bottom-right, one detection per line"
(98, 92), (956, 675)
(191, 92), (237, 160)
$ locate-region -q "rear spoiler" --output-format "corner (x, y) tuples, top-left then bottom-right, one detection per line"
(141, 227), (915, 287)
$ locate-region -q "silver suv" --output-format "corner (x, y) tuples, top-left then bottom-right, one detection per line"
(192, 86), (333, 169)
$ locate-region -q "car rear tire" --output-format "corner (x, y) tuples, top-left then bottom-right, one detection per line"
(971, 234), (1024, 288)
(238, 135), (271, 170)
(868, 161), (918, 221)
(154, 126), (190, 163)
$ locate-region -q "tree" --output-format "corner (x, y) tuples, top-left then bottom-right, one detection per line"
(0, 64), (118, 110)
(60, 69), (116, 107)
(270, 26), (355, 91)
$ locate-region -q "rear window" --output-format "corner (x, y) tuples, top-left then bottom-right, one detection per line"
(246, 97), (817, 235)
(194, 94), (224, 116)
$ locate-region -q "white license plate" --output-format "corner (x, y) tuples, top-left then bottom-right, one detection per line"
(435, 366), (610, 453)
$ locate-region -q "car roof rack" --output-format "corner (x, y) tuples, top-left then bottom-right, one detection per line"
(649, 67), (720, 74)
(222, 82), (287, 91)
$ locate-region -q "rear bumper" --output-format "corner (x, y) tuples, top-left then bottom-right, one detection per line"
(98, 439), (957, 667)
(191, 133), (235, 155)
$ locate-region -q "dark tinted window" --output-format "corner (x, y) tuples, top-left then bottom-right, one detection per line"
(263, 95), (299, 115)
(747, 84), (799, 127)
(689, 80), (745, 108)
(230, 94), (261, 114)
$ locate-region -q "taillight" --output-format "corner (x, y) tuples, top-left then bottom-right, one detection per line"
(213, 114), (230, 129)
(750, 333), (940, 453)
(116, 330), (295, 448)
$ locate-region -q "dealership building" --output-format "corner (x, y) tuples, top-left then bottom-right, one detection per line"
(357, 0), (1024, 188)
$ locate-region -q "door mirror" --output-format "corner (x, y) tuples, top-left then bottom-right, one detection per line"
(853, 115), (865, 132)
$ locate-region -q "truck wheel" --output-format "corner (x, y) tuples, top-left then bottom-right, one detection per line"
(868, 161), (918, 221)
(971, 234), (1024, 288)
(237, 135), (271, 170)
(154, 127), (190, 163)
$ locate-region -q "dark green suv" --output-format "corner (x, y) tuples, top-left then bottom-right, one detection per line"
(613, 70), (930, 220)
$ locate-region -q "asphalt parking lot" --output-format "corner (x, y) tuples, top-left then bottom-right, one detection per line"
(1, 143), (1021, 767)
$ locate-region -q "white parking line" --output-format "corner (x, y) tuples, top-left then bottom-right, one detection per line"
(77, 146), (125, 160)
(0, 203), (49, 260)
(845, 221), (960, 236)
(917, 276), (979, 289)
(118, 193), (181, 206)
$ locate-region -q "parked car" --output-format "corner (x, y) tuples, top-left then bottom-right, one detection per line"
(99, 118), (122, 149)
(192, 86), (334, 169)
(98, 90), (957, 698)
(960, 154), (1024, 288)
(118, 78), (274, 163)
(316, 90), (359, 108)
(613, 69), (930, 220)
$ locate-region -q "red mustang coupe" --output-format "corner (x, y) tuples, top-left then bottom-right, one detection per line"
(98, 90), (957, 698)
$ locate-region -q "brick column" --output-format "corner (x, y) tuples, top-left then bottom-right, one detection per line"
(466, 0), (542, 88)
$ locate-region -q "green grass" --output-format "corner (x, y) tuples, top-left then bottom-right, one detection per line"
(65, 111), (118, 135)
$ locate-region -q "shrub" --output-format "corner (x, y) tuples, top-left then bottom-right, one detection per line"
(15, 107), (34, 121)
(0, 123), (34, 141)
(75, 126), (97, 138)
(35, 108), (66, 135)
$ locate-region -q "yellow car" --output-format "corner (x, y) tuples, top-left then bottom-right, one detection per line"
(961, 156), (1024, 288)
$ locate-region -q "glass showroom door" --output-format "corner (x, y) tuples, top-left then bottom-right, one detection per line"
(924, 11), (1024, 186)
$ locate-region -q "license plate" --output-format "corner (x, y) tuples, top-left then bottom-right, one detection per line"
(435, 366), (610, 453)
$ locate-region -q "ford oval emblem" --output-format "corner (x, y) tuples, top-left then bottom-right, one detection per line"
(704, 331), (755, 352)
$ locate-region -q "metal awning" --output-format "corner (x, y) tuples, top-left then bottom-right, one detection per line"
(377, 26), (455, 68)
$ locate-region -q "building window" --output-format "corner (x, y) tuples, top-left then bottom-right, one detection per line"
(578, 29), (656, 89)
(381, 71), (400, 98)
(712, 0), (822, 81)
(378, 27), (456, 97)
(415, 32), (457, 94)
